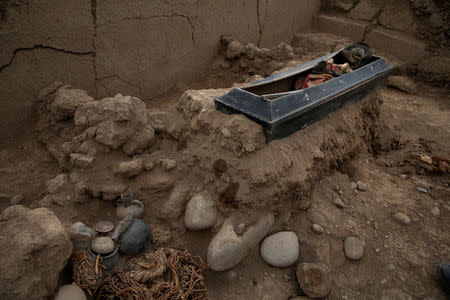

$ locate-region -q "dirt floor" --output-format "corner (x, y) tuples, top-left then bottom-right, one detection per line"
(0, 37), (449, 300)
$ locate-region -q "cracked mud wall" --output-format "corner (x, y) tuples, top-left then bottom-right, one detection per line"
(0, 0), (320, 141)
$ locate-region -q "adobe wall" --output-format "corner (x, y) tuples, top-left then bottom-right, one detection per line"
(0, 0), (320, 140)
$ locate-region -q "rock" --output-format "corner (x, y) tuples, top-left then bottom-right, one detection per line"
(207, 213), (274, 271)
(50, 86), (93, 121)
(46, 174), (69, 194)
(0, 205), (29, 221)
(10, 194), (23, 205)
(93, 182), (127, 200)
(0, 207), (72, 299)
(431, 207), (440, 217)
(143, 158), (156, 170)
(296, 262), (331, 298)
(74, 94), (152, 154)
(160, 158), (177, 170)
(235, 223), (246, 235)
(38, 81), (65, 101)
(416, 186), (427, 194)
(356, 180), (367, 191)
(349, 0), (380, 21)
(311, 224), (324, 234)
(160, 184), (191, 220)
(260, 231), (299, 267)
(55, 283), (86, 300)
(225, 41), (244, 60)
(122, 124), (155, 155)
(344, 236), (365, 260)
(351, 182), (357, 189)
(393, 212), (411, 225)
(333, 197), (346, 208)
(387, 76), (417, 94)
(184, 195), (218, 231)
(70, 153), (94, 168)
(399, 174), (408, 179)
(221, 126), (231, 137)
(420, 155), (433, 164)
(114, 158), (143, 177)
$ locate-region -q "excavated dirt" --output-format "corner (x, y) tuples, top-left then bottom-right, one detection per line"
(0, 34), (449, 300)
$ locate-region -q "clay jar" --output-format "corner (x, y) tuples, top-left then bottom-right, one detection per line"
(117, 218), (151, 255)
(116, 199), (145, 219)
(116, 190), (145, 219)
(88, 236), (119, 270)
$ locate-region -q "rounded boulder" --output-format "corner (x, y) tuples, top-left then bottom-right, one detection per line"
(184, 195), (217, 231)
(260, 231), (299, 267)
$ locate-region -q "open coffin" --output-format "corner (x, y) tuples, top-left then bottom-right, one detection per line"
(214, 46), (392, 141)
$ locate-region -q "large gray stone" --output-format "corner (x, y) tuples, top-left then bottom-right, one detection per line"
(207, 212), (274, 271)
(260, 231), (299, 267)
(0, 207), (72, 299)
(184, 195), (218, 231)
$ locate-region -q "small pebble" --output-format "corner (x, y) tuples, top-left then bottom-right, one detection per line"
(311, 223), (324, 234)
(399, 174), (407, 179)
(393, 212), (411, 225)
(10, 194), (24, 205)
(416, 186), (427, 193)
(356, 181), (367, 191)
(420, 155), (433, 164)
(351, 182), (357, 189)
(333, 197), (345, 209)
(221, 127), (231, 138)
(344, 236), (365, 260)
(235, 223), (246, 235)
(384, 264), (396, 272)
(431, 207), (440, 217)
(338, 190), (344, 195)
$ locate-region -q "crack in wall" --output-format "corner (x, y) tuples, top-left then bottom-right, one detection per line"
(256, 0), (263, 47)
(97, 74), (143, 95)
(98, 13), (196, 47)
(0, 45), (93, 72)
(91, 0), (98, 97)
